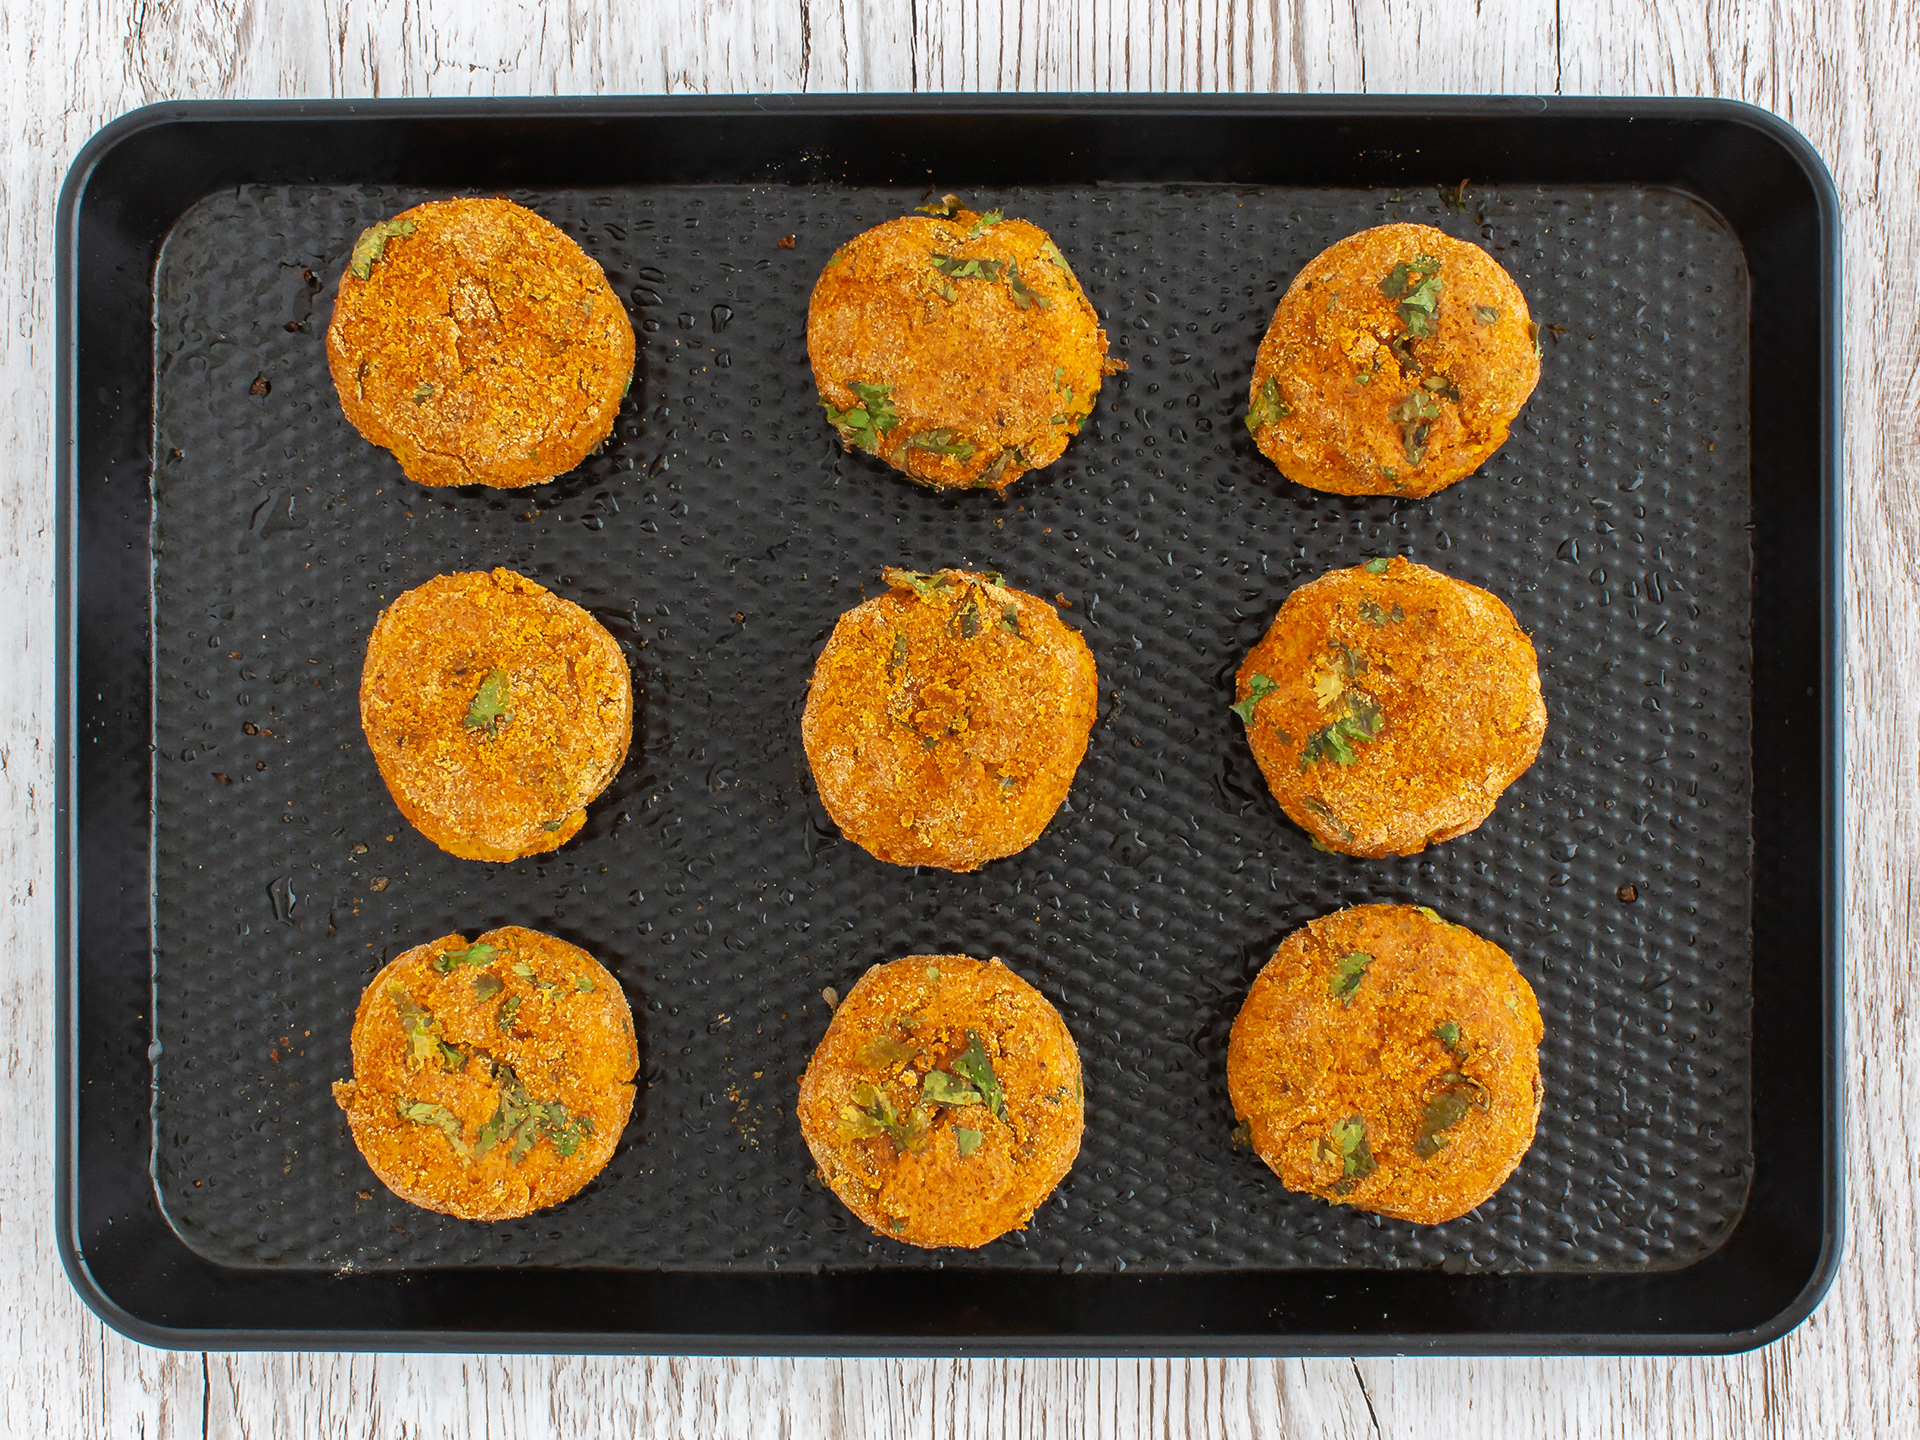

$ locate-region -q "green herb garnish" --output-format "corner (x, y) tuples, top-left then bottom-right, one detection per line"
(1380, 253), (1444, 337)
(954, 1126), (984, 1158)
(974, 447), (1025, 489)
(574, 974), (595, 993)
(929, 252), (1005, 283)
(1244, 375), (1291, 434)
(1363, 557), (1391, 575)
(1389, 389), (1443, 466)
(883, 567), (958, 601)
(902, 429), (976, 462)
(1357, 599), (1405, 626)
(510, 959), (559, 993)
(412, 382), (434, 404)
(463, 670), (512, 737)
(432, 941), (498, 973)
(1327, 1115), (1377, 1191)
(389, 983), (465, 1072)
(539, 818), (565, 833)
(1038, 238), (1075, 277)
(1006, 261), (1052, 310)
(396, 1098), (469, 1155)
(916, 194), (961, 218)
(838, 1081), (932, 1154)
(1231, 673), (1279, 723)
(859, 1035), (920, 1071)
(1329, 951), (1375, 1005)
(887, 631), (909, 680)
(1230, 1118), (1253, 1151)
(472, 1063), (594, 1164)
(922, 1070), (985, 1107)
(1416, 906), (1445, 924)
(348, 218), (416, 280)
(822, 380), (900, 454)
(1302, 796), (1356, 844)
(1000, 604), (1022, 637)
(948, 1031), (1008, 1123)
(964, 209), (1004, 239)
(1414, 1074), (1489, 1158)
(1299, 691), (1383, 769)
(1434, 1020), (1465, 1057)
(497, 994), (522, 1032)
(472, 972), (503, 1000)
(1473, 304), (1501, 326)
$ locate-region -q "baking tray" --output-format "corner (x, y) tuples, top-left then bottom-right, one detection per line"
(55, 96), (1842, 1356)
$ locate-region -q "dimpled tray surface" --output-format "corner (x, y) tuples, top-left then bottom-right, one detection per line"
(147, 177), (1751, 1278)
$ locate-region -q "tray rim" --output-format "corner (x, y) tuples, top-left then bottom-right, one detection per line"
(54, 91), (1845, 1358)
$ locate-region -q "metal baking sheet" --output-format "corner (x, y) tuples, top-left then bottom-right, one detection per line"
(57, 96), (1842, 1355)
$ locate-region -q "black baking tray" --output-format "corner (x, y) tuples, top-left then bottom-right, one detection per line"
(56, 96), (1842, 1355)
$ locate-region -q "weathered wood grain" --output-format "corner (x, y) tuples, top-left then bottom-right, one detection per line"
(2, 1), (1909, 1436)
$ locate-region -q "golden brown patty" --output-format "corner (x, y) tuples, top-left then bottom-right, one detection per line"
(806, 202), (1115, 492)
(326, 197), (635, 489)
(1227, 904), (1544, 1224)
(1245, 223), (1540, 497)
(801, 567), (1098, 871)
(360, 568), (632, 862)
(332, 926), (638, 1221)
(1232, 556), (1545, 857)
(798, 954), (1084, 1248)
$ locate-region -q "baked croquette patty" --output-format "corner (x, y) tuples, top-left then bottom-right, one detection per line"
(1232, 555), (1545, 857)
(332, 926), (638, 1221)
(360, 568), (632, 862)
(1245, 223), (1540, 498)
(326, 197), (635, 489)
(1227, 904), (1544, 1225)
(801, 567), (1098, 871)
(797, 955), (1084, 1248)
(807, 202), (1116, 492)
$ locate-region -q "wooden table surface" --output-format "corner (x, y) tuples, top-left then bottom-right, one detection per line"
(1, 2), (1906, 1436)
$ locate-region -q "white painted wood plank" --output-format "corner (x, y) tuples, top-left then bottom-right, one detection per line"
(2, 1), (1905, 1437)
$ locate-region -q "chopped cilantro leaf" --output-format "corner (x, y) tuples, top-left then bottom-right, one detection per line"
(1231, 673), (1279, 723)
(463, 670), (512, 737)
(1329, 951), (1375, 1005)
(948, 1031), (1008, 1123)
(1244, 375), (1291, 434)
(348, 218), (416, 280)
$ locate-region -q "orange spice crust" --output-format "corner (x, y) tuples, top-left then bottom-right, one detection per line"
(1233, 556), (1545, 857)
(807, 208), (1113, 492)
(359, 568), (632, 862)
(797, 955), (1084, 1248)
(800, 568), (1098, 871)
(331, 926), (639, 1221)
(1247, 223), (1540, 498)
(326, 197), (635, 489)
(1227, 904), (1544, 1225)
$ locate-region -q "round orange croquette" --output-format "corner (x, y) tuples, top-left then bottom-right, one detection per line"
(332, 926), (639, 1221)
(807, 203), (1115, 493)
(797, 954), (1084, 1248)
(1231, 555), (1545, 857)
(801, 567), (1098, 871)
(1245, 223), (1540, 498)
(360, 568), (632, 863)
(1227, 904), (1544, 1225)
(326, 197), (635, 488)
